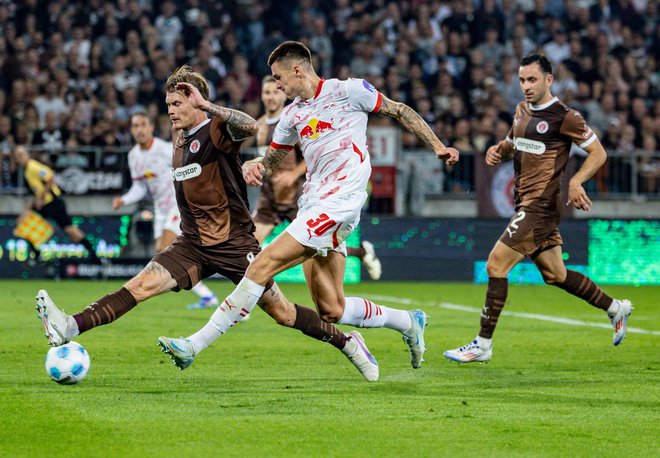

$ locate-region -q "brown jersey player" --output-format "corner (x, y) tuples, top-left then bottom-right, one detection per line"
(35, 65), (379, 382)
(249, 76), (383, 280)
(444, 54), (633, 364)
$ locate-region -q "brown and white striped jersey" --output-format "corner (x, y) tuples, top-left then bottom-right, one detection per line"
(505, 97), (597, 216)
(172, 118), (254, 246)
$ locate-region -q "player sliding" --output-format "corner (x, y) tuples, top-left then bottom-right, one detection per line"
(248, 75), (382, 280)
(113, 112), (219, 310)
(160, 41), (459, 370)
(444, 54), (633, 364)
(35, 65), (379, 382)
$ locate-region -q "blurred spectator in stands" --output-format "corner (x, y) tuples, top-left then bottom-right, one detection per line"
(34, 111), (66, 151)
(477, 28), (506, 64)
(154, 1), (182, 53)
(116, 87), (146, 128)
(309, 16), (333, 77)
(112, 54), (140, 93)
(97, 19), (124, 70)
(55, 136), (90, 169)
(0, 115), (15, 189)
(638, 134), (658, 194)
(33, 80), (68, 124)
(552, 63), (578, 99)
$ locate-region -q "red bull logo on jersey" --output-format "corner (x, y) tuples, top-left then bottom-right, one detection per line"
(300, 118), (335, 140)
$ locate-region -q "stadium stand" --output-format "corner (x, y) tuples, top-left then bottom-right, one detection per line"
(0, 0), (657, 198)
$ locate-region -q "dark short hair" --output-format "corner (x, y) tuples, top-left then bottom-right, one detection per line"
(267, 41), (312, 67)
(520, 54), (553, 75)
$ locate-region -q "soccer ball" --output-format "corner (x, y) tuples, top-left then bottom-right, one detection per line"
(44, 341), (91, 385)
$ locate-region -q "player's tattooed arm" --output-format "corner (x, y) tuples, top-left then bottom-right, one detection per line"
(202, 103), (258, 141)
(378, 95), (459, 165)
(242, 145), (291, 186)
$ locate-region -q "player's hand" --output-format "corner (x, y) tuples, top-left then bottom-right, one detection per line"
(486, 144), (503, 166)
(436, 147), (459, 166)
(242, 159), (265, 186)
(175, 82), (208, 110)
(567, 179), (592, 212)
(33, 196), (43, 210)
(112, 197), (124, 210)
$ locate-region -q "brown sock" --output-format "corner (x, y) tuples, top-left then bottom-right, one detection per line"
(479, 277), (508, 339)
(346, 246), (365, 260)
(73, 287), (138, 334)
(554, 270), (613, 311)
(293, 304), (349, 349)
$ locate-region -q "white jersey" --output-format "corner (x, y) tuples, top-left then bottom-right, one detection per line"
(271, 78), (381, 205)
(122, 137), (176, 215)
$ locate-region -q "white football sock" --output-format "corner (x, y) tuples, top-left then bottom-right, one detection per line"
(66, 315), (80, 339)
(191, 281), (214, 299)
(338, 297), (412, 332)
(476, 335), (492, 349)
(606, 300), (619, 317)
(188, 277), (264, 353)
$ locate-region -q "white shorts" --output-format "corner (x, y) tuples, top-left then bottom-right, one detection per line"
(154, 207), (182, 239)
(286, 191), (367, 256)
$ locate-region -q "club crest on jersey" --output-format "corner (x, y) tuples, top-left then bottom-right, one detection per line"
(300, 118), (335, 140)
(536, 121), (549, 134)
(189, 139), (201, 153)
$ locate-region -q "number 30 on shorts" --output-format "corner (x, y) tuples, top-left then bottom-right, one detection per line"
(306, 213), (337, 236)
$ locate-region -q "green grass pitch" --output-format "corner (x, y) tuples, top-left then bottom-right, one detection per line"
(1, 279), (658, 457)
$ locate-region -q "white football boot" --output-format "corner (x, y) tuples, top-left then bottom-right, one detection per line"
(360, 241), (382, 280)
(402, 309), (428, 368)
(158, 336), (196, 370)
(444, 339), (492, 363)
(36, 290), (70, 347)
(342, 331), (379, 382)
(608, 299), (633, 346)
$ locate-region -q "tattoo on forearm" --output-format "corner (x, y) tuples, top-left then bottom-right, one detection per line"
(379, 96), (444, 151)
(203, 103), (258, 140)
(262, 148), (291, 177)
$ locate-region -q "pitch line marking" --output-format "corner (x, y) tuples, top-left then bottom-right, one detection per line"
(367, 294), (660, 336)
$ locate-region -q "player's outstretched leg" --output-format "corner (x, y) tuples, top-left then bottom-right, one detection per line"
(338, 297), (428, 368)
(608, 299), (633, 346)
(157, 336), (195, 370)
(36, 290), (71, 346)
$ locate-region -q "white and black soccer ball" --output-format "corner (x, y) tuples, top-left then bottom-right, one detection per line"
(45, 341), (91, 385)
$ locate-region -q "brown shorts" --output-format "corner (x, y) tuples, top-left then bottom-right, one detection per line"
(498, 210), (563, 258)
(153, 233), (274, 291)
(252, 180), (300, 225)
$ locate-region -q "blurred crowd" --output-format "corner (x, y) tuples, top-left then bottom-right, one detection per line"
(0, 0), (657, 194)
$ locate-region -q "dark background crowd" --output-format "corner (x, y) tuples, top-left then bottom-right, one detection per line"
(0, 0), (657, 194)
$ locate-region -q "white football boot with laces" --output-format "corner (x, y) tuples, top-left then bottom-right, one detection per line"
(444, 339), (492, 363)
(608, 299), (633, 346)
(36, 290), (70, 347)
(342, 331), (379, 382)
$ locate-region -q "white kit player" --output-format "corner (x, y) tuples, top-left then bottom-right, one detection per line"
(159, 41), (460, 375)
(113, 112), (219, 309)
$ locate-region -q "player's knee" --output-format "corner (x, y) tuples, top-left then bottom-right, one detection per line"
(124, 275), (160, 301)
(318, 306), (342, 323)
(261, 301), (295, 327)
(541, 271), (561, 285)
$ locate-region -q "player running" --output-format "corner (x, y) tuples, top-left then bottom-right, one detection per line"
(444, 54), (633, 364)
(112, 112), (219, 310)
(160, 41), (459, 371)
(35, 65), (378, 382)
(249, 75), (382, 280)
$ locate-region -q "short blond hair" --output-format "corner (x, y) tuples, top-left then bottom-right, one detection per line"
(165, 65), (210, 100)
